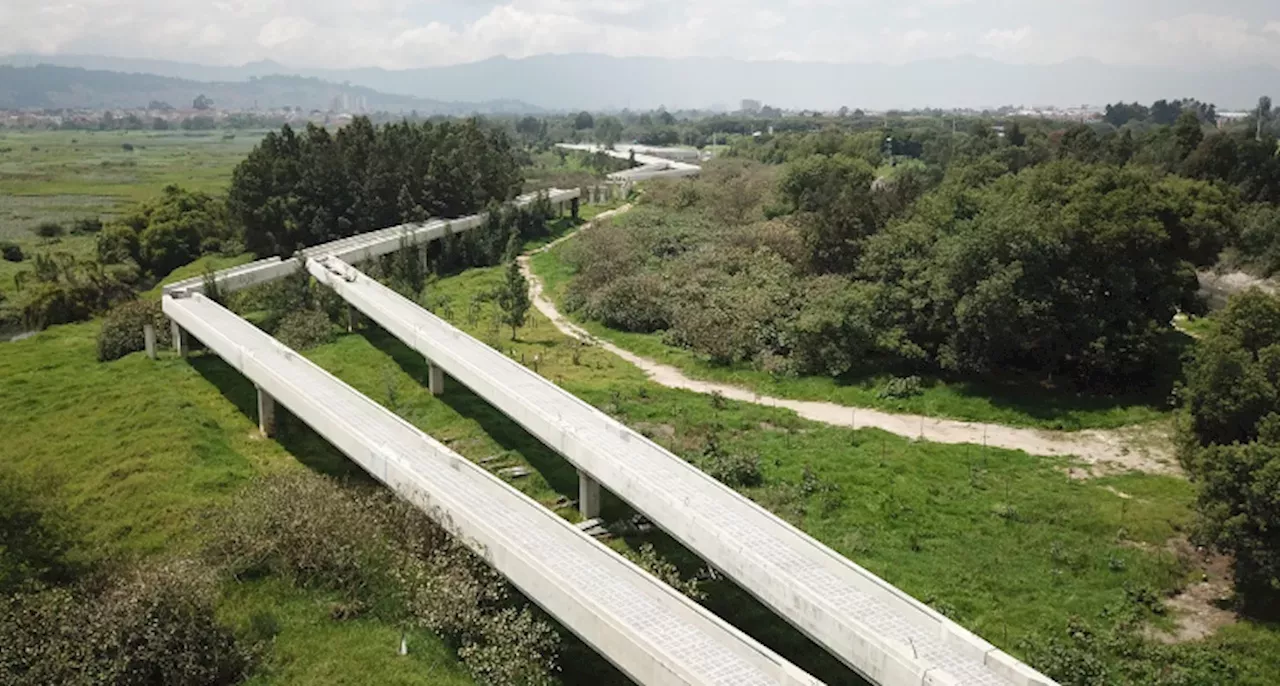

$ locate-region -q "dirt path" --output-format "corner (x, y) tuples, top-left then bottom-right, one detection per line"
(521, 206), (1179, 476)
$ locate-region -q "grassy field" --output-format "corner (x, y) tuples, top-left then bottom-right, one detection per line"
(0, 129), (268, 300)
(531, 241), (1174, 432)
(4, 254), (1278, 682)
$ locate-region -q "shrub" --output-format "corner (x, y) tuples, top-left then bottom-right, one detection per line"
(696, 437), (763, 488)
(1179, 289), (1280, 613)
(208, 473), (562, 685)
(70, 217), (104, 235)
(19, 276), (136, 330)
(0, 241), (23, 262)
(1187, 428), (1280, 613)
(31, 221), (65, 240)
(97, 300), (172, 362)
(878, 375), (924, 400)
(457, 608), (559, 686)
(583, 273), (670, 333)
(206, 473), (398, 597)
(97, 224), (141, 264)
(789, 276), (877, 377)
(624, 544), (705, 600)
(0, 560), (254, 686)
(273, 309), (335, 350)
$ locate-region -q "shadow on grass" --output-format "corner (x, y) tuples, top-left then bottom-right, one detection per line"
(360, 325), (610, 504)
(186, 352), (373, 482)
(621, 531), (869, 686)
(360, 324), (868, 684)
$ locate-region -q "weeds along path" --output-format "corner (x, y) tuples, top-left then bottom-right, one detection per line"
(520, 205), (1179, 477)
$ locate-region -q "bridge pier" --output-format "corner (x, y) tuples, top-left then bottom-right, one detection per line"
(578, 470), (601, 518)
(256, 385), (276, 437)
(346, 303), (358, 333)
(143, 323), (157, 360)
(570, 197), (579, 220)
(171, 321), (189, 357)
(428, 363), (445, 396)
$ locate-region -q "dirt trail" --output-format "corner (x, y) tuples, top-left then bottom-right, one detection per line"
(521, 205), (1179, 476)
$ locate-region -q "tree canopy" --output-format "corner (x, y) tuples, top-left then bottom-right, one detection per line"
(227, 117), (522, 257)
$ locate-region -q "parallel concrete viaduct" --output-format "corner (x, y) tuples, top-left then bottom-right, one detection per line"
(166, 187), (1056, 686)
(163, 190), (824, 686)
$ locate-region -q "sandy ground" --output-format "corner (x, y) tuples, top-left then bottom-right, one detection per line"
(1198, 270), (1279, 309)
(522, 205), (1179, 475)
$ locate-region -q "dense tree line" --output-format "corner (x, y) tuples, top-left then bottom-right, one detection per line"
(567, 157), (1226, 389)
(1179, 290), (1280, 615)
(228, 117), (522, 256)
(562, 91), (1280, 391)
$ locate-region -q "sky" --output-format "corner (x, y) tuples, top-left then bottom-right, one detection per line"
(3, 0), (1280, 69)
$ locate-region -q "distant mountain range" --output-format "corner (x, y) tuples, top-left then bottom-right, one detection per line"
(2, 53), (1277, 112)
(0, 64), (540, 114)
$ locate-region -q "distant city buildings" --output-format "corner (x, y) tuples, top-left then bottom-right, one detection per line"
(329, 93), (369, 114)
(740, 99), (762, 114)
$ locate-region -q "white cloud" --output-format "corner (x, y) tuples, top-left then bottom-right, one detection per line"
(257, 16), (315, 49)
(1150, 14), (1280, 63)
(980, 26), (1032, 49)
(1, 1), (1280, 69)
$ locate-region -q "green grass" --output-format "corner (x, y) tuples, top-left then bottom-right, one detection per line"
(1173, 313), (1217, 339)
(4, 247), (1277, 683)
(531, 242), (1173, 432)
(222, 580), (474, 686)
(0, 317), (472, 684)
(339, 261), (1280, 683)
(0, 129), (268, 301)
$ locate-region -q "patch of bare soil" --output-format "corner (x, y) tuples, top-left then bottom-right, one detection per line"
(1147, 537), (1238, 644)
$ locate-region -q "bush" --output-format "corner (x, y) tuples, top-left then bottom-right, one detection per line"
(878, 375), (924, 400)
(1180, 289), (1280, 449)
(19, 277), (136, 330)
(695, 437), (763, 488)
(31, 221), (65, 240)
(97, 300), (172, 362)
(583, 273), (670, 333)
(70, 217), (104, 235)
(789, 276), (877, 377)
(1191, 437), (1280, 612)
(97, 224), (141, 264)
(207, 473), (562, 685)
(0, 241), (22, 262)
(273, 309), (335, 350)
(206, 473), (399, 596)
(0, 560), (254, 686)
(1180, 290), (1280, 612)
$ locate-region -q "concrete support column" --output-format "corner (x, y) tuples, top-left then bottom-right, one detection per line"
(428, 363), (445, 396)
(256, 385), (276, 438)
(143, 323), (156, 360)
(346, 303), (357, 333)
(171, 321), (188, 357)
(571, 197), (580, 220)
(578, 470), (601, 518)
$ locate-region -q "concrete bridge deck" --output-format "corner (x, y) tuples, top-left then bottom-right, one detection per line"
(307, 256), (1055, 686)
(557, 143), (701, 182)
(163, 290), (822, 686)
